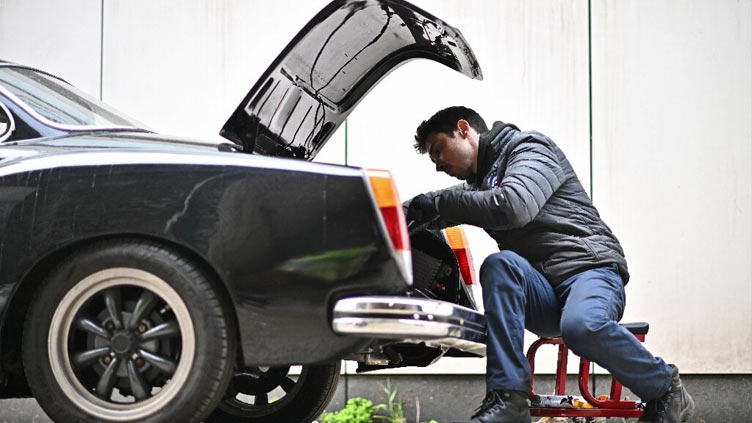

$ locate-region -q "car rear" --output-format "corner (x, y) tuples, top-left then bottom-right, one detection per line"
(332, 168), (487, 361)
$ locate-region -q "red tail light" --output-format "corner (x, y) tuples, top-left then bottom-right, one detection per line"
(444, 226), (477, 285)
(367, 169), (412, 284)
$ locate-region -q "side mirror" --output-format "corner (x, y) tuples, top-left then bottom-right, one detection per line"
(0, 101), (14, 142)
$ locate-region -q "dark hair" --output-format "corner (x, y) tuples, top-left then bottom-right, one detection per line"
(413, 106), (489, 153)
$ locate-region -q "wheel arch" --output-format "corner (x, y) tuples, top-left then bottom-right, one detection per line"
(0, 233), (243, 395)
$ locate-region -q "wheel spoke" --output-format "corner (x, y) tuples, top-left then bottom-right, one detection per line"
(103, 288), (123, 329)
(127, 360), (149, 401)
(255, 393), (268, 405)
(239, 367), (263, 378)
(280, 376), (296, 393)
(95, 356), (120, 398)
(139, 320), (179, 341)
(72, 346), (111, 367)
(76, 316), (110, 339)
(128, 290), (157, 329)
(138, 348), (177, 375)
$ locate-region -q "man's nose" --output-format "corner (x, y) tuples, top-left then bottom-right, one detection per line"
(435, 160), (445, 173)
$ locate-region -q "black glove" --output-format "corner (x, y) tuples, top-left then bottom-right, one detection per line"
(406, 194), (439, 226)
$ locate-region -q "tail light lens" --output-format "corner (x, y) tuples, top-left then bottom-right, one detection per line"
(444, 226), (477, 285)
(367, 169), (412, 284)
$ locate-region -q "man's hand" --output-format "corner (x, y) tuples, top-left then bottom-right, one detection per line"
(406, 194), (439, 227)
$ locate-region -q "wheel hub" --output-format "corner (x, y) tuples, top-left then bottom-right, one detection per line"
(110, 332), (137, 355)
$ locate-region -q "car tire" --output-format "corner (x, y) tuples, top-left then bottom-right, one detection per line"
(206, 362), (340, 423)
(22, 239), (236, 423)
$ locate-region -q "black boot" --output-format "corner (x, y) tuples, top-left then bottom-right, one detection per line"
(456, 390), (531, 423)
(638, 364), (695, 423)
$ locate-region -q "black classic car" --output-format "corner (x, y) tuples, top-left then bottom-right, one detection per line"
(0, 1), (486, 422)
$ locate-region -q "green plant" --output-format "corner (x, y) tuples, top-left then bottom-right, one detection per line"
(374, 378), (405, 423)
(319, 380), (441, 423)
(320, 397), (377, 423)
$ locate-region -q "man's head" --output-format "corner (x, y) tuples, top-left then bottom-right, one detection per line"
(414, 106), (489, 180)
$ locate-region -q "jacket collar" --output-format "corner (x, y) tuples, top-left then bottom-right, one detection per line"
(468, 121), (517, 186)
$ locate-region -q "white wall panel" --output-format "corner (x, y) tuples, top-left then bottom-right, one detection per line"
(0, 0), (101, 94)
(591, 0), (752, 373)
(101, 0), (334, 145)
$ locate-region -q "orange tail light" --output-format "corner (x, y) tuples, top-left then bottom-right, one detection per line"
(367, 169), (412, 284)
(444, 226), (477, 285)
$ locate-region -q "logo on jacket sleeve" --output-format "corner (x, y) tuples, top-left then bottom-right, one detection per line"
(486, 173), (499, 188)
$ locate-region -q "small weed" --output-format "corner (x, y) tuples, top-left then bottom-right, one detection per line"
(373, 378), (405, 423)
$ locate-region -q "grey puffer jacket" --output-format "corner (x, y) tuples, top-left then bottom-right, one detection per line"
(427, 121), (629, 286)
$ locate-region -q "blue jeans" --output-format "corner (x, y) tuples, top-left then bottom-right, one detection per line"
(480, 250), (672, 401)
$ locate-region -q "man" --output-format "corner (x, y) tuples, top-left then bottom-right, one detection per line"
(405, 106), (694, 423)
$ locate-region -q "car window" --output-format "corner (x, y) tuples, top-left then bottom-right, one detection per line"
(0, 100), (13, 142)
(0, 67), (143, 130)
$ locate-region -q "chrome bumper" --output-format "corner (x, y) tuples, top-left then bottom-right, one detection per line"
(332, 296), (487, 356)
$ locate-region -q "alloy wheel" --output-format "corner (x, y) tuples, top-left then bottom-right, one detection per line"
(219, 365), (308, 416)
(47, 268), (195, 420)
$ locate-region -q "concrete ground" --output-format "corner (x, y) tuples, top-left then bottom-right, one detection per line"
(327, 374), (752, 423)
(1, 374), (749, 422)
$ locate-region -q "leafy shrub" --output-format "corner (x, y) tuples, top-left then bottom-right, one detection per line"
(320, 397), (377, 423)
(318, 380), (441, 423)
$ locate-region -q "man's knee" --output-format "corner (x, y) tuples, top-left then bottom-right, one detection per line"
(560, 313), (611, 356)
(479, 251), (527, 292)
(480, 250), (528, 288)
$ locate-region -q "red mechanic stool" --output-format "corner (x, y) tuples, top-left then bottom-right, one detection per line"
(527, 322), (649, 419)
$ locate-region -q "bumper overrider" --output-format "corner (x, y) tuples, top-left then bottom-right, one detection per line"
(331, 296), (487, 356)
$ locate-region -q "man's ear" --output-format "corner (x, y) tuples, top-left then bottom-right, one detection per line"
(456, 119), (470, 138)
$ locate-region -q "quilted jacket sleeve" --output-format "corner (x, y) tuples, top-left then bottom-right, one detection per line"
(436, 133), (568, 229)
(403, 183), (468, 230)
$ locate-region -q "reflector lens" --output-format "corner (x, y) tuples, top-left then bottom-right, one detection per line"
(445, 226), (477, 285)
(378, 206), (407, 250)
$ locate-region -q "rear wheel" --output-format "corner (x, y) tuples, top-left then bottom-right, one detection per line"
(22, 240), (236, 423)
(206, 362), (340, 423)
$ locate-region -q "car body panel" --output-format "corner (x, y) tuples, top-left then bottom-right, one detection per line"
(221, 0), (482, 159)
(0, 139), (407, 369)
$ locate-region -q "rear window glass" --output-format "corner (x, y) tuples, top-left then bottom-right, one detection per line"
(0, 67), (141, 129)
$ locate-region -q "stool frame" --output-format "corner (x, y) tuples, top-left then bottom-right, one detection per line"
(526, 331), (646, 419)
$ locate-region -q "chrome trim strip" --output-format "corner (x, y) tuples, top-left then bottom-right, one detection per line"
(0, 150), (364, 179)
(0, 99), (15, 142)
(332, 317), (485, 340)
(334, 296), (485, 326)
(332, 296), (487, 356)
(0, 63), (70, 84)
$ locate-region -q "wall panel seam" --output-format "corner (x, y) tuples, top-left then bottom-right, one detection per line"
(99, 0), (104, 100)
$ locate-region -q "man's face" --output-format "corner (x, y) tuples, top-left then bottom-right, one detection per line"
(425, 130), (476, 180)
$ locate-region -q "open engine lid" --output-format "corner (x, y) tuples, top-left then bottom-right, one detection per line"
(220, 0), (482, 159)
